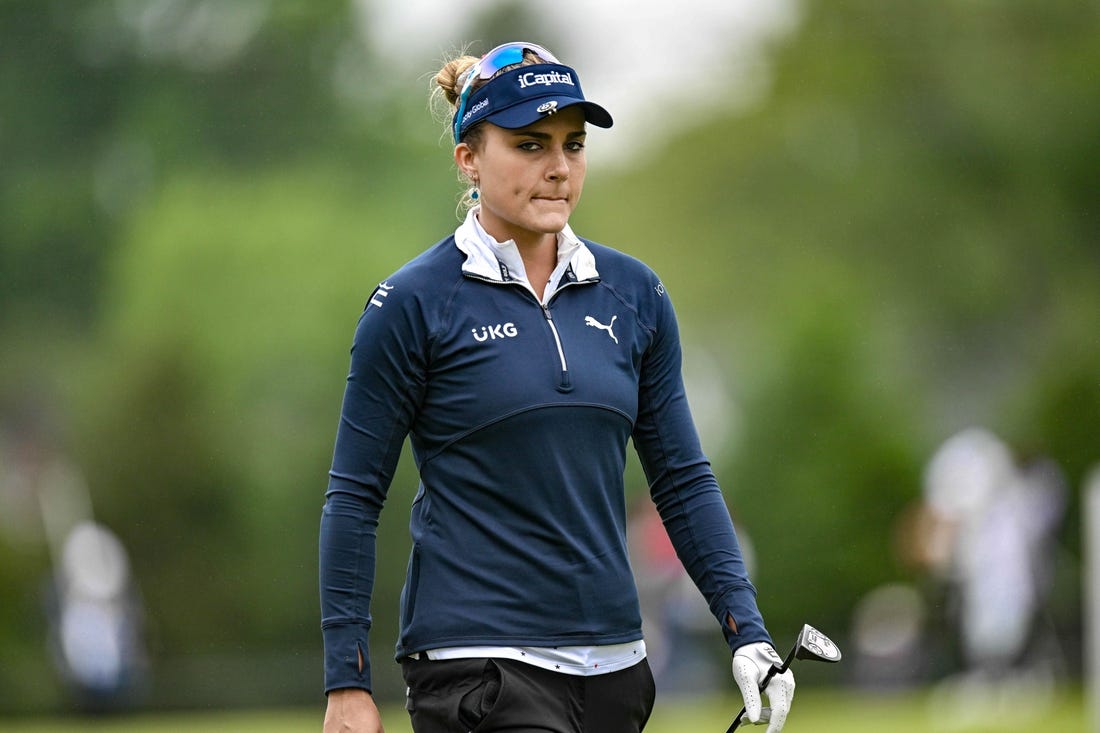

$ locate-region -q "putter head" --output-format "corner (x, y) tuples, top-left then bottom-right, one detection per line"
(793, 623), (842, 663)
(727, 624), (842, 732)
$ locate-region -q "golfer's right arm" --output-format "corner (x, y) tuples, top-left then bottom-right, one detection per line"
(320, 281), (428, 728)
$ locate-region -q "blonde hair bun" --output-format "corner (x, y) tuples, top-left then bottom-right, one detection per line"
(434, 55), (479, 108)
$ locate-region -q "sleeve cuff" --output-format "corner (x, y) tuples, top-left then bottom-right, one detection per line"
(714, 585), (772, 653)
(322, 622), (372, 693)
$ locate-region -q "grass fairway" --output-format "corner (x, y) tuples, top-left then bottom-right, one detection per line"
(0, 688), (1085, 732)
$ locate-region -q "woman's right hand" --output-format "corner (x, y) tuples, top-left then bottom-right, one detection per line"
(323, 687), (385, 733)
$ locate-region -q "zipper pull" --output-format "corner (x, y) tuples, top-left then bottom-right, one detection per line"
(540, 304), (572, 392)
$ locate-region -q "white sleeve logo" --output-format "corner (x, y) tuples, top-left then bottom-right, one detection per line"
(368, 281), (394, 309)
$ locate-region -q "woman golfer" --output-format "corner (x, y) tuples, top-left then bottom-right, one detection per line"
(320, 42), (795, 733)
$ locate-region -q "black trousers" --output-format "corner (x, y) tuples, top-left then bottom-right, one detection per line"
(401, 656), (656, 733)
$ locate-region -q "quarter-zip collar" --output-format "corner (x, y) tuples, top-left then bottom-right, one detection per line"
(454, 207), (599, 302)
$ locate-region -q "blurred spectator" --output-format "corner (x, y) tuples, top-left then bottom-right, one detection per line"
(915, 428), (1066, 675)
(888, 427), (1067, 725)
(45, 520), (147, 711)
(0, 402), (147, 711)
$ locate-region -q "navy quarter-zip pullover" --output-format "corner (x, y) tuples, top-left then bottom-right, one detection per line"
(319, 213), (771, 692)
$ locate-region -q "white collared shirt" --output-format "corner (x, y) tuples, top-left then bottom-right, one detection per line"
(454, 207), (599, 305)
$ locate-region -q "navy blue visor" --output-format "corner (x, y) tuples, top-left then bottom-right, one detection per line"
(453, 62), (613, 143)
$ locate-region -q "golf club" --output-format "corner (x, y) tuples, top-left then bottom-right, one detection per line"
(725, 623), (842, 731)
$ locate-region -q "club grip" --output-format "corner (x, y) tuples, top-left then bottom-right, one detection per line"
(727, 660), (781, 732)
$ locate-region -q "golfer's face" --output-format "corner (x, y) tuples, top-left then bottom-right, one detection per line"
(465, 107), (587, 247)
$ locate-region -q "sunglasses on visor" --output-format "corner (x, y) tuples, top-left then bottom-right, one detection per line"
(452, 42), (560, 143)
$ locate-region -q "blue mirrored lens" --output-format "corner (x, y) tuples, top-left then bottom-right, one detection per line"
(453, 43), (560, 142)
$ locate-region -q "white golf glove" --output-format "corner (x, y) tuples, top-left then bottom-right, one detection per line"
(733, 642), (796, 732)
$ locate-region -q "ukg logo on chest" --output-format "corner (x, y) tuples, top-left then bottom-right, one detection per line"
(471, 323), (519, 342)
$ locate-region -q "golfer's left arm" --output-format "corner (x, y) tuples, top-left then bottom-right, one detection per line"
(630, 282), (794, 731)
